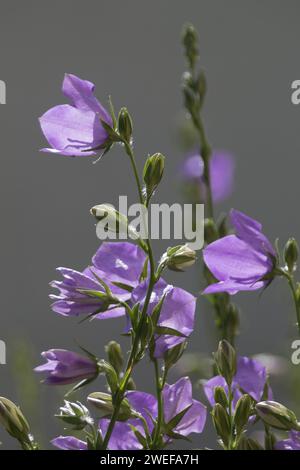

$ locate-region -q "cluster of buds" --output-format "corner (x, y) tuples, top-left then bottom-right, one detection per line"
(0, 397), (35, 449)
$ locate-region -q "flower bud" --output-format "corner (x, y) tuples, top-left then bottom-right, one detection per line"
(284, 238), (299, 273)
(182, 23), (199, 70)
(255, 401), (300, 431)
(212, 403), (231, 448)
(234, 394), (253, 434)
(0, 397), (30, 442)
(143, 153), (165, 198)
(57, 401), (93, 430)
(163, 244), (196, 272)
(213, 386), (228, 408)
(90, 204), (131, 238)
(214, 340), (237, 385)
(118, 107), (133, 143)
(236, 435), (264, 450)
(105, 341), (124, 375)
(204, 218), (218, 243)
(164, 342), (187, 371)
(87, 392), (133, 421)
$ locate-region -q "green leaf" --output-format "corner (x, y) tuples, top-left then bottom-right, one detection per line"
(155, 326), (186, 337)
(165, 404), (192, 431)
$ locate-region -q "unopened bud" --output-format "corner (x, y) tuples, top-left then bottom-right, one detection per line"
(164, 342), (187, 371)
(236, 435), (264, 450)
(284, 238), (298, 273)
(213, 386), (228, 408)
(204, 218), (218, 243)
(87, 392), (132, 421)
(163, 244), (196, 272)
(255, 401), (300, 431)
(91, 204), (133, 239)
(214, 340), (237, 385)
(212, 403), (231, 448)
(234, 394), (253, 434)
(182, 24), (199, 70)
(118, 107), (133, 143)
(105, 341), (124, 375)
(0, 397), (30, 442)
(143, 153), (165, 198)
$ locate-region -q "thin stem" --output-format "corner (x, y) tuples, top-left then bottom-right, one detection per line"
(102, 140), (157, 450)
(280, 269), (300, 335)
(152, 359), (164, 448)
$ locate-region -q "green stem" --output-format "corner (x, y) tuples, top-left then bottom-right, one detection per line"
(281, 269), (300, 335)
(102, 141), (156, 450)
(152, 359), (164, 449)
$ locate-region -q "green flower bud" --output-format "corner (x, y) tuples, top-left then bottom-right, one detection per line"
(164, 342), (187, 371)
(204, 218), (218, 243)
(91, 204), (139, 240)
(105, 341), (124, 375)
(87, 393), (132, 421)
(255, 401), (300, 431)
(214, 340), (237, 385)
(143, 153), (165, 198)
(213, 386), (228, 408)
(234, 394), (253, 434)
(0, 397), (30, 443)
(212, 403), (231, 448)
(236, 435), (264, 450)
(284, 238), (299, 273)
(118, 107), (133, 143)
(161, 244), (196, 272)
(182, 23), (199, 70)
(56, 400), (93, 430)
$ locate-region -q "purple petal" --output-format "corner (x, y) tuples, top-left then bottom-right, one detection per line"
(181, 154), (204, 180)
(203, 376), (227, 407)
(235, 356), (267, 402)
(99, 420), (141, 450)
(210, 151), (235, 203)
(203, 278), (266, 295)
(93, 242), (147, 288)
(275, 431), (300, 450)
(51, 436), (87, 450)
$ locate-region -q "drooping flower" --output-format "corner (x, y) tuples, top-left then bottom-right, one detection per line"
(181, 150), (235, 203)
(52, 377), (206, 450)
(275, 431), (300, 450)
(39, 74), (112, 157)
(203, 356), (272, 409)
(203, 209), (276, 295)
(50, 242), (197, 357)
(34, 349), (98, 385)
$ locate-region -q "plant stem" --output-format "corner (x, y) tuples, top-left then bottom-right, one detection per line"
(152, 359), (164, 448)
(280, 269), (300, 335)
(102, 141), (157, 449)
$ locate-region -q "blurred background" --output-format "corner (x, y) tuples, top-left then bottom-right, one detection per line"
(0, 0), (300, 449)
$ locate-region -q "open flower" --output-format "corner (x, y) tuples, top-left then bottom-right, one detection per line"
(181, 150), (235, 203)
(51, 436), (87, 450)
(34, 349), (98, 385)
(203, 356), (272, 409)
(275, 431), (300, 450)
(39, 74), (112, 156)
(50, 242), (197, 358)
(52, 377), (206, 450)
(203, 209), (276, 295)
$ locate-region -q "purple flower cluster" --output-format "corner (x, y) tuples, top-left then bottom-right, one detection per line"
(52, 377), (206, 450)
(49, 241), (196, 358)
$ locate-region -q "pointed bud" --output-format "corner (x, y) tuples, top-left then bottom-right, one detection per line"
(160, 244), (196, 273)
(118, 107), (133, 143)
(213, 386), (228, 408)
(255, 401), (300, 431)
(236, 435), (264, 450)
(214, 340), (237, 385)
(234, 394), (253, 434)
(211, 403), (231, 448)
(105, 341), (124, 375)
(143, 153), (165, 199)
(56, 400), (93, 430)
(284, 238), (298, 273)
(204, 218), (218, 243)
(164, 342), (187, 371)
(0, 397), (30, 443)
(182, 23), (199, 70)
(87, 393), (132, 421)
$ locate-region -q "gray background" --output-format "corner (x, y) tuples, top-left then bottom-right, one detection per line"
(0, 0), (300, 449)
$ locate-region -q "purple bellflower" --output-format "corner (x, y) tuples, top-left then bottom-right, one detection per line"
(182, 150), (235, 203)
(50, 242), (196, 358)
(39, 74), (112, 157)
(203, 356), (272, 410)
(52, 377), (206, 450)
(34, 349), (98, 385)
(203, 209), (276, 295)
(275, 431), (300, 450)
